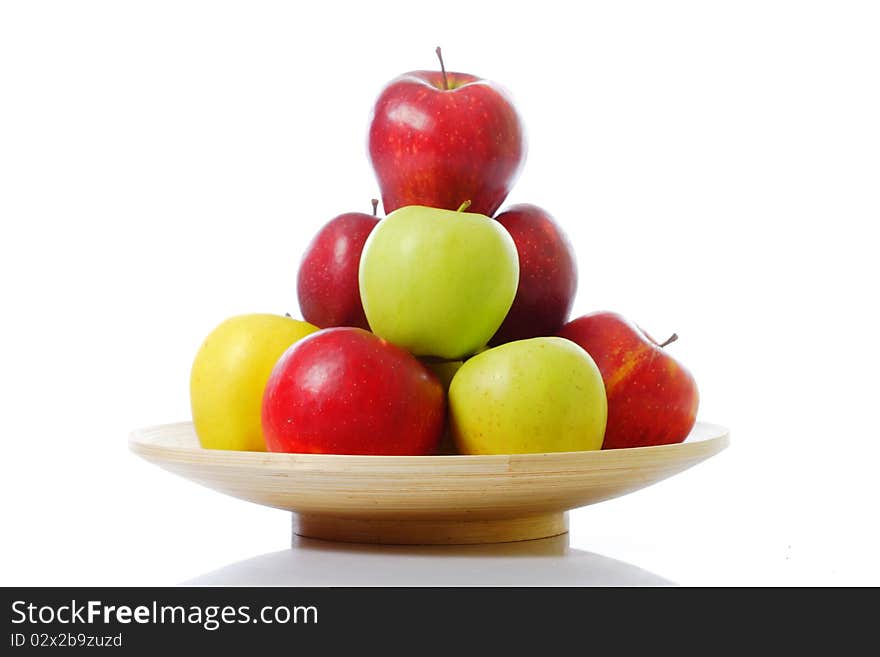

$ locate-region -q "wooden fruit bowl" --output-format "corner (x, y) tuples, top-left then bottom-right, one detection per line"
(129, 422), (728, 545)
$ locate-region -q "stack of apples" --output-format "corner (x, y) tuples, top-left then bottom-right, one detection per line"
(190, 51), (700, 456)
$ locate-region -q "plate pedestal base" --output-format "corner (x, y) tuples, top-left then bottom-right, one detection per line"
(292, 512), (569, 545)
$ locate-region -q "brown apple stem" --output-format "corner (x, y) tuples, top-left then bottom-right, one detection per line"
(371, 198), (379, 216)
(659, 333), (679, 348)
(284, 312), (291, 318)
(435, 46), (449, 90)
(456, 200), (472, 212)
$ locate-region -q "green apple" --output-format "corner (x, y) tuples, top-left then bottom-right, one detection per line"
(190, 313), (318, 451)
(421, 358), (464, 455)
(359, 205), (519, 359)
(449, 337), (607, 454)
(421, 358), (463, 393)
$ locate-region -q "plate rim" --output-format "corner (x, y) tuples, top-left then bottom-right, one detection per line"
(129, 420), (730, 468)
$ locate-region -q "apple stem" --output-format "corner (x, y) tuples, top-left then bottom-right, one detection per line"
(284, 312), (291, 318)
(456, 200), (472, 212)
(371, 198), (379, 216)
(659, 333), (679, 348)
(435, 46), (449, 90)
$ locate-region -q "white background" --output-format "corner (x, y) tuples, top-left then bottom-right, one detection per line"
(1, 0), (878, 585)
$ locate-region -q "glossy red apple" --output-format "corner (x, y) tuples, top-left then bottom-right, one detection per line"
(558, 312), (699, 449)
(262, 327), (445, 455)
(296, 201), (379, 330)
(490, 204), (577, 344)
(368, 49), (526, 216)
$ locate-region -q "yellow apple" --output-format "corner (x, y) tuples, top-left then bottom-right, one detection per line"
(449, 337), (607, 454)
(190, 314), (318, 451)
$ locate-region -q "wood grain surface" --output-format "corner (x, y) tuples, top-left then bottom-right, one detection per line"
(129, 421), (729, 544)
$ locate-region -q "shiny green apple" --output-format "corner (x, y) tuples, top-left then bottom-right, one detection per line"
(449, 337), (607, 454)
(359, 204), (519, 359)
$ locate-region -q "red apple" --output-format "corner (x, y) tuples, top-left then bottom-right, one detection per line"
(368, 49), (526, 217)
(296, 201), (379, 330)
(262, 327), (445, 455)
(558, 312), (699, 449)
(490, 204), (577, 344)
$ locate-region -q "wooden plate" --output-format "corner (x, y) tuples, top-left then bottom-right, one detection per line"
(129, 422), (729, 545)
